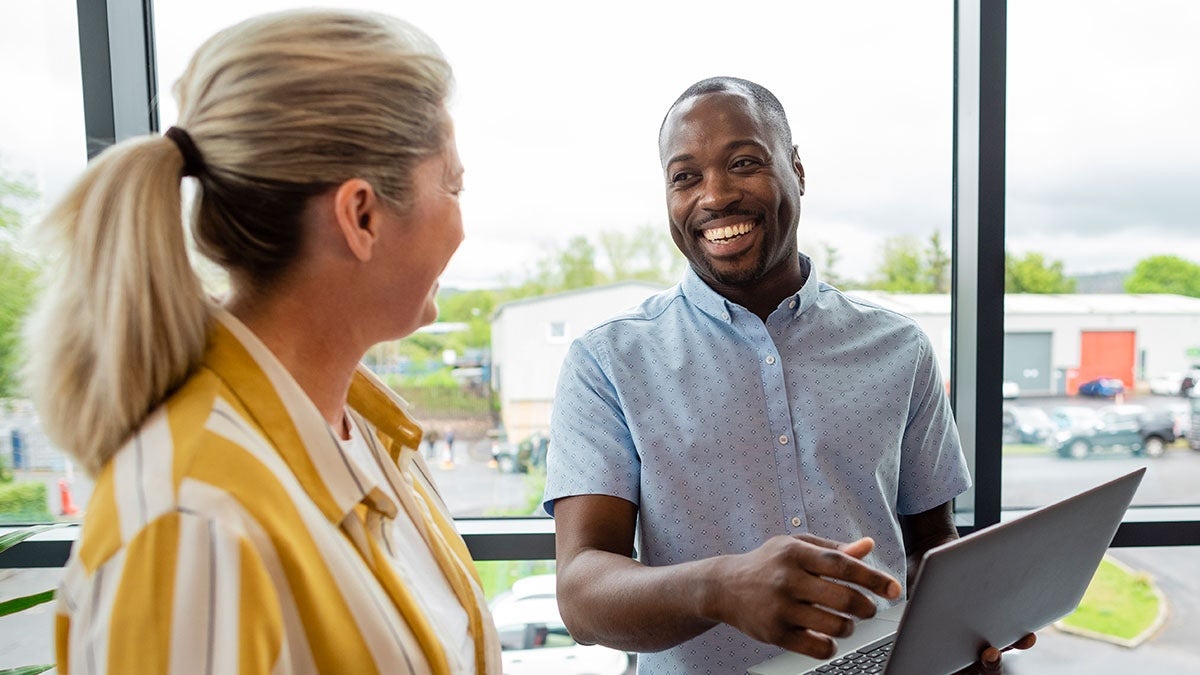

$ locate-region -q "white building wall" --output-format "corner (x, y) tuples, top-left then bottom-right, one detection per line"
(493, 289), (1200, 439)
(491, 282), (665, 439)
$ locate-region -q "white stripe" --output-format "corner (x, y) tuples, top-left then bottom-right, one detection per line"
(138, 405), (180, 525)
(204, 396), (428, 673)
(208, 517), (243, 675)
(168, 511), (216, 675)
(73, 547), (125, 675)
(179, 478), (319, 675)
(111, 407), (173, 543)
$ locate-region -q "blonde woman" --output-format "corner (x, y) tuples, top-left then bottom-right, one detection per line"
(25, 9), (500, 675)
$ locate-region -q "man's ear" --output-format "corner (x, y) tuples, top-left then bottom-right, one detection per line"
(792, 145), (806, 196)
(333, 178), (380, 262)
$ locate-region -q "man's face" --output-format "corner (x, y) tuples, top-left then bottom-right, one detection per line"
(660, 90), (805, 289)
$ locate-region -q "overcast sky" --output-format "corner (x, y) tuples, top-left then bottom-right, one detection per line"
(2, 0), (1198, 288)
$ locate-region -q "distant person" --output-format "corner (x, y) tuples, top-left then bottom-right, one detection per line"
(427, 428), (443, 460)
(26, 9), (499, 673)
(544, 76), (1033, 674)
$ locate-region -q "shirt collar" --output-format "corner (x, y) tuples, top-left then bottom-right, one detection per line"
(204, 308), (420, 524)
(680, 253), (821, 322)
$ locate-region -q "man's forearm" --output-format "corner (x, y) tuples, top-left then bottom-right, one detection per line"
(557, 547), (724, 652)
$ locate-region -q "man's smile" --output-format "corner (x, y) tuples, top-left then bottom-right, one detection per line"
(702, 220), (758, 243)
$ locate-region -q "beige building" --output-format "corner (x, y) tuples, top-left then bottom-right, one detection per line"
(490, 282), (665, 442)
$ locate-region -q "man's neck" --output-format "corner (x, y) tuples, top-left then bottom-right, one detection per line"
(713, 260), (808, 322)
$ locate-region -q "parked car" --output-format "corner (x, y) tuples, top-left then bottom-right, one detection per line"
(1076, 377), (1126, 398)
(1052, 404), (1178, 459)
(1002, 404), (1055, 445)
(496, 432), (550, 474)
(491, 575), (631, 675)
(1149, 368), (1200, 396)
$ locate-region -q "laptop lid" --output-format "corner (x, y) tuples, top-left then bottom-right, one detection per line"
(748, 468), (1145, 675)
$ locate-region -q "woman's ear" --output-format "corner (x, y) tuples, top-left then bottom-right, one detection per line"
(332, 178), (380, 262)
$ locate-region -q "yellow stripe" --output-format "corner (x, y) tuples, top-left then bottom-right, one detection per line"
(55, 614), (70, 675)
(188, 434), (380, 675)
(364, 524), (451, 675)
(166, 368), (224, 490)
(76, 461), (121, 574)
(203, 322), (343, 521)
(108, 511), (180, 674)
(238, 536), (284, 675)
(409, 479), (490, 674)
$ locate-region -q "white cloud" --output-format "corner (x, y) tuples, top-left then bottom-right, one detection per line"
(3, 0), (1197, 285)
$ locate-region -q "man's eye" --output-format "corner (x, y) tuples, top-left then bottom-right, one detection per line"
(671, 172), (693, 184)
(732, 158), (760, 169)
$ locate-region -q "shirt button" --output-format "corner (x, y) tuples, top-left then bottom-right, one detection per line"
(788, 300), (797, 309)
(778, 435), (789, 445)
(790, 516), (802, 527)
(765, 355), (776, 365)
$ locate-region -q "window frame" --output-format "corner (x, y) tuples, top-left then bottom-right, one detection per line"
(3, 0), (1198, 570)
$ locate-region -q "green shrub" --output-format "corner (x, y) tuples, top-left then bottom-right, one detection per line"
(0, 480), (52, 523)
(0, 453), (12, 483)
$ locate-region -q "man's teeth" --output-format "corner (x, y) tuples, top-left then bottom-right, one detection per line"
(703, 221), (755, 242)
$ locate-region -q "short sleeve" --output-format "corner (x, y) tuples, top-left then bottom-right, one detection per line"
(543, 338), (641, 516)
(896, 335), (972, 515)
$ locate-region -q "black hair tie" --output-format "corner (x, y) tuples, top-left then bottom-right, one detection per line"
(164, 126), (207, 178)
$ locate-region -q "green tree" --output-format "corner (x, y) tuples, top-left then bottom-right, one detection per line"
(438, 289), (500, 349)
(1124, 254), (1200, 297)
(924, 231), (951, 293)
(1005, 251), (1076, 293)
(871, 235), (927, 292)
(0, 170), (40, 398)
(597, 224), (685, 285)
(867, 231), (951, 293)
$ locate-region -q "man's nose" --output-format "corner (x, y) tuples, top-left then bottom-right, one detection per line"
(698, 172), (741, 212)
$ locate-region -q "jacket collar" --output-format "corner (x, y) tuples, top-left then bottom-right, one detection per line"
(203, 308), (421, 524)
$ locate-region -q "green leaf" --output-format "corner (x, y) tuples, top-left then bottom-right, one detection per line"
(0, 665), (55, 675)
(0, 524), (64, 554)
(0, 589), (55, 617)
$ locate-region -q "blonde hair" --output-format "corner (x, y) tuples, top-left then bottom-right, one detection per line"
(24, 10), (453, 475)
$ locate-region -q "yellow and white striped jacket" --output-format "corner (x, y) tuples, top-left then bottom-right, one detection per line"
(55, 309), (501, 674)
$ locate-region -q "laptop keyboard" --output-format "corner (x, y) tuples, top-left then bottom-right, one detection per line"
(801, 637), (894, 674)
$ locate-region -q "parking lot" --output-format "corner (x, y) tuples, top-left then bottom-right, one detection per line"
(1002, 393), (1199, 507)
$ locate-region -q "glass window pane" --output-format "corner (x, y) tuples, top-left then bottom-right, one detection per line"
(1004, 1), (1200, 513)
(0, 0), (87, 526)
(152, 1), (951, 518)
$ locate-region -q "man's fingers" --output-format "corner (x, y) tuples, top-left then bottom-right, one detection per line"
(788, 539), (901, 601)
(978, 646), (1003, 673)
(1004, 632), (1037, 652)
(773, 627), (839, 661)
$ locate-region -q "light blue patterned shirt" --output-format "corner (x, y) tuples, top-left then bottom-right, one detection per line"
(544, 257), (971, 675)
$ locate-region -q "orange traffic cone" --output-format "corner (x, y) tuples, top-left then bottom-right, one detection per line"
(59, 478), (79, 516)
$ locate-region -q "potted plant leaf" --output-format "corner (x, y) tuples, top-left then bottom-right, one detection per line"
(0, 524), (62, 675)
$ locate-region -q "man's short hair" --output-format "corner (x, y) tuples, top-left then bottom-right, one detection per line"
(659, 76), (793, 148)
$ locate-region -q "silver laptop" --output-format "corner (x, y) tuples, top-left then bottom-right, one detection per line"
(748, 468), (1145, 675)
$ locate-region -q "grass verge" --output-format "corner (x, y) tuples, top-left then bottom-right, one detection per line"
(1059, 557), (1161, 642)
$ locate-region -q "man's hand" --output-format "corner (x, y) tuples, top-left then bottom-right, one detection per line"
(954, 633), (1038, 674)
(702, 534), (902, 659)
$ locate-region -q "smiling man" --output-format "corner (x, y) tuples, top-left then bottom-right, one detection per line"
(543, 77), (1012, 675)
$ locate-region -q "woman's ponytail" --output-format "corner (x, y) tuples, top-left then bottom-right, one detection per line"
(24, 136), (209, 476)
